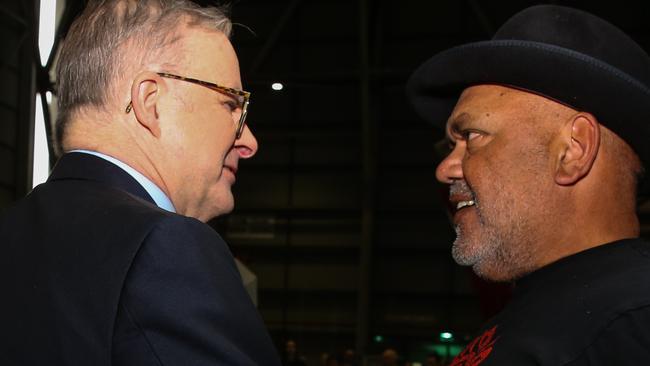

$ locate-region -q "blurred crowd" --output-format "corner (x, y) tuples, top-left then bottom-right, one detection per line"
(282, 340), (447, 366)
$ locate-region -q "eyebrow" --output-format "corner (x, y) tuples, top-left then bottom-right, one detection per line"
(446, 112), (472, 141)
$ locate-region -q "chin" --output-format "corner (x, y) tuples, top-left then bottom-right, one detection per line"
(201, 195), (235, 221)
(472, 262), (510, 282)
(451, 234), (483, 266)
(474, 266), (529, 283)
(453, 242), (506, 282)
(472, 254), (535, 282)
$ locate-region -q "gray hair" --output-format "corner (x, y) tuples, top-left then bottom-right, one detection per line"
(54, 0), (232, 153)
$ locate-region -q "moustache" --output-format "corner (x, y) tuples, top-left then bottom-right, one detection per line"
(450, 180), (475, 199)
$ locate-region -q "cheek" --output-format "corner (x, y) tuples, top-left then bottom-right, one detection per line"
(463, 147), (517, 201)
(192, 117), (234, 154)
(463, 151), (498, 187)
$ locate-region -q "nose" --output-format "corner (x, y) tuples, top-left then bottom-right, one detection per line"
(435, 144), (464, 184)
(234, 124), (258, 159)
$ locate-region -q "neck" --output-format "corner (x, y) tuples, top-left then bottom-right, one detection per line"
(535, 186), (639, 269)
(63, 121), (172, 201)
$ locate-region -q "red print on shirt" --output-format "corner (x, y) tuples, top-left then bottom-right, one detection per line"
(449, 325), (498, 366)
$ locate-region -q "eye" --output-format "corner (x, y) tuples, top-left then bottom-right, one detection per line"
(223, 100), (239, 112)
(461, 130), (481, 141)
(467, 131), (480, 140)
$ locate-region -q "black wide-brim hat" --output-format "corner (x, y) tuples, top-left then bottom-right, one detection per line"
(407, 5), (650, 173)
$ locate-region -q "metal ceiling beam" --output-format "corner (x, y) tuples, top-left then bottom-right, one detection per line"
(247, 0), (302, 75)
(355, 0), (374, 357)
(466, 0), (495, 36)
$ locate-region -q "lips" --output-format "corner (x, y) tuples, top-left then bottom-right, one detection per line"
(449, 181), (477, 216)
(222, 164), (238, 185)
(450, 196), (476, 216)
(456, 200), (475, 210)
(224, 165), (237, 175)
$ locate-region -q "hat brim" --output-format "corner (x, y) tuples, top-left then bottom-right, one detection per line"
(407, 40), (650, 172)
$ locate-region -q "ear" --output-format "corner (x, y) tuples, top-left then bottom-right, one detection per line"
(554, 112), (601, 186)
(128, 72), (165, 138)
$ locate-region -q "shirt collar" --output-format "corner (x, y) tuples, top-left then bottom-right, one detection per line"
(69, 150), (176, 213)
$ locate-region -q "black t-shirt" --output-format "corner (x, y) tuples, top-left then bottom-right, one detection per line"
(450, 238), (650, 366)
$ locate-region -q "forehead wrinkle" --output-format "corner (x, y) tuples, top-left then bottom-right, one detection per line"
(177, 28), (240, 87)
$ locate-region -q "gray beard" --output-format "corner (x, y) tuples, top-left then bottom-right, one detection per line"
(451, 194), (538, 282)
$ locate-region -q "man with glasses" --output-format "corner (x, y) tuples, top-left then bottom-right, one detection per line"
(0, 1), (280, 365)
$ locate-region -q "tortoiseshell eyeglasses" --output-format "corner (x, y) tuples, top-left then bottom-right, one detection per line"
(125, 72), (250, 139)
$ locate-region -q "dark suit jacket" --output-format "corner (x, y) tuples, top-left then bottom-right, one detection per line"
(0, 152), (280, 365)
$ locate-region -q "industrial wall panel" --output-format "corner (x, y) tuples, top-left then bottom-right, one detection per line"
(244, 84), (296, 126)
(224, 214), (288, 245)
(380, 39), (467, 70)
(288, 228), (360, 247)
(259, 291), (357, 327)
(251, 262), (359, 292)
(0, 186), (12, 207)
(0, 104), (16, 148)
(381, 0), (463, 38)
(447, 301), (489, 332)
(286, 302), (356, 326)
(369, 297), (484, 341)
(292, 171), (360, 209)
(0, 146), (14, 186)
(298, 42), (358, 72)
(249, 263), (286, 289)
(232, 170), (290, 208)
(296, 85), (359, 124)
(243, 134), (362, 166)
(297, 0), (356, 40)
(257, 307), (282, 325)
(374, 86), (438, 142)
(374, 213), (454, 249)
(376, 170), (441, 209)
(371, 297), (482, 329)
(372, 255), (451, 294)
(294, 137), (360, 165)
(1, 24), (22, 68)
(370, 302), (444, 330)
(451, 264), (478, 296)
(377, 127), (439, 166)
(230, 1), (286, 47)
(0, 0), (34, 206)
(243, 136), (292, 165)
(226, 214), (361, 247)
(288, 264), (358, 290)
(0, 67), (19, 107)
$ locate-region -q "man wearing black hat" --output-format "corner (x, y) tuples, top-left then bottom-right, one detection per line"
(408, 5), (650, 366)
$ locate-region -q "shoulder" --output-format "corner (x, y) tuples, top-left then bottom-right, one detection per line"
(140, 215), (237, 275)
(585, 239), (650, 307)
(565, 305), (650, 365)
(147, 214), (225, 242)
(456, 239), (650, 366)
(123, 214), (244, 308)
(117, 216), (280, 365)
